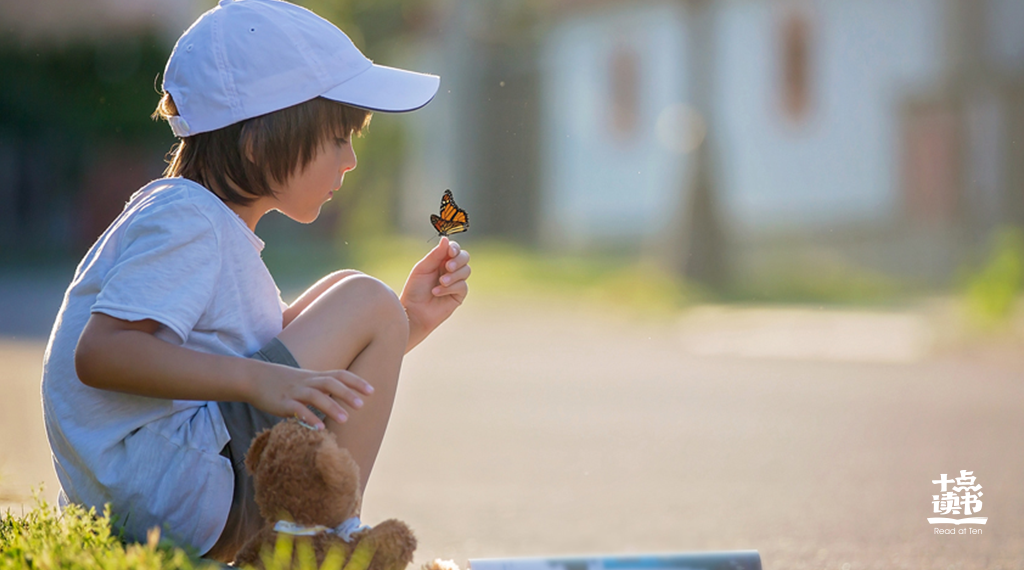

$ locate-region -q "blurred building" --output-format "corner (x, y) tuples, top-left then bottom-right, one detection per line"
(401, 0), (1024, 289)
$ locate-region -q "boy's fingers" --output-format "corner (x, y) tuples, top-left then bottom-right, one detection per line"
(317, 377), (365, 410)
(331, 370), (374, 395)
(439, 265), (471, 287)
(433, 281), (468, 298)
(290, 402), (327, 430)
(445, 250), (470, 272)
(307, 388), (349, 424)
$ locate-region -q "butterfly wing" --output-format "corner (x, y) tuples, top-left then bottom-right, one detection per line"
(431, 190), (470, 236)
(431, 214), (469, 237)
(430, 214), (447, 234)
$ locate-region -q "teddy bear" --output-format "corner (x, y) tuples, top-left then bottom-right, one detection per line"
(233, 418), (417, 570)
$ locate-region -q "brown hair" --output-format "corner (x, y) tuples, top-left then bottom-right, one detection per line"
(152, 93), (371, 206)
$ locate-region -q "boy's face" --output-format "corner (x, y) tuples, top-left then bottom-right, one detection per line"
(273, 135), (357, 224)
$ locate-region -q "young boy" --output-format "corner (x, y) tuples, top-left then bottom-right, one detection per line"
(40, 0), (470, 562)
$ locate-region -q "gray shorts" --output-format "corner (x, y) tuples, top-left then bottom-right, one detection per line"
(204, 338), (324, 562)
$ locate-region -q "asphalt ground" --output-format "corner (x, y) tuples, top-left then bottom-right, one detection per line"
(1, 282), (1022, 570)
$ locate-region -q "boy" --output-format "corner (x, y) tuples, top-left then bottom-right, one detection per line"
(40, 0), (471, 562)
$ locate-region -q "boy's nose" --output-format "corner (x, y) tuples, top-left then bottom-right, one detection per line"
(343, 148), (357, 173)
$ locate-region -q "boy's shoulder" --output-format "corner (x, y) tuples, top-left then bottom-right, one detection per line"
(125, 178), (240, 231)
(129, 177), (220, 213)
(121, 177), (263, 249)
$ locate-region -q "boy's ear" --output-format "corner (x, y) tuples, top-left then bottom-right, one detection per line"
(244, 429), (273, 475)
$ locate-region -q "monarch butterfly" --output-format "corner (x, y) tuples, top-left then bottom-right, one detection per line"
(430, 189), (470, 237)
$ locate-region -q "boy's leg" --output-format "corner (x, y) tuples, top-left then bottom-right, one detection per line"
(206, 340), (304, 562)
(275, 273), (409, 493)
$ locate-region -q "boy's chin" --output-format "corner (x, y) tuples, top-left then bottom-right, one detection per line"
(298, 212), (321, 224)
(280, 209), (321, 224)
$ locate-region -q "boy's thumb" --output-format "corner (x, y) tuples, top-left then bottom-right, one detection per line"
(417, 237), (449, 271)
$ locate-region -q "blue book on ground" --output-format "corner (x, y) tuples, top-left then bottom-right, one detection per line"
(469, 551), (762, 570)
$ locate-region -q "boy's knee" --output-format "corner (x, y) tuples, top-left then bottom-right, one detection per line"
(336, 274), (408, 332)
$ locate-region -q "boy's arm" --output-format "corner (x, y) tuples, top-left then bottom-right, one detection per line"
(74, 313), (373, 429)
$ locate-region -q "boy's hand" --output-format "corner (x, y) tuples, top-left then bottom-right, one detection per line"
(245, 363), (375, 430)
(400, 237), (471, 351)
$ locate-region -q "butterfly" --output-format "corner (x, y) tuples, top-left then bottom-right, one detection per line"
(430, 189), (470, 237)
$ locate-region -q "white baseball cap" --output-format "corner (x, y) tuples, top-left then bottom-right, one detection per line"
(161, 0), (441, 137)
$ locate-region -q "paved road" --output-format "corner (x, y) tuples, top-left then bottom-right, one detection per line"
(2, 287), (1022, 569)
(0, 266), (76, 340)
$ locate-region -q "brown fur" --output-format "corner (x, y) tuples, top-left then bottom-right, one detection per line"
(233, 419), (417, 570)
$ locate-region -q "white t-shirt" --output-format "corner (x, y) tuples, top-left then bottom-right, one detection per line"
(41, 177), (287, 554)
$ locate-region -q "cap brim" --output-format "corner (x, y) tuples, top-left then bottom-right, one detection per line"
(322, 64), (440, 113)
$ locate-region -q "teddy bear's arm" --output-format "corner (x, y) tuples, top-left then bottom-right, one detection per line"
(359, 519), (417, 570)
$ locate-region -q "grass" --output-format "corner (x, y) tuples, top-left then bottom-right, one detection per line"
(1, 497), (408, 570)
(724, 258), (909, 306)
(262, 231), (704, 316)
(962, 227), (1024, 328)
(344, 236), (702, 319)
(325, 232), (937, 315)
(261, 230), (958, 321)
(274, 231), (930, 314)
(0, 496), (214, 570)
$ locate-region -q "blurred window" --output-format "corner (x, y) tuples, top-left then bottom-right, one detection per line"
(780, 11), (812, 122)
(609, 44), (640, 139)
(902, 102), (960, 226)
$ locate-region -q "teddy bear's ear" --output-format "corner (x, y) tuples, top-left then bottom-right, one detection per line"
(244, 428), (273, 475)
(315, 439), (360, 500)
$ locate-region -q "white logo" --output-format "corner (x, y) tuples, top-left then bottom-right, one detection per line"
(929, 470), (987, 526)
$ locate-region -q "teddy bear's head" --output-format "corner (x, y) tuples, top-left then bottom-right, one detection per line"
(245, 419), (361, 528)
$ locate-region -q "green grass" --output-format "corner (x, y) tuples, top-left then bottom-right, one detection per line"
(266, 232), (926, 317)
(962, 227), (1024, 327)
(724, 258), (909, 307)
(0, 497), (215, 570)
(345, 236), (702, 318)
(1, 498), (392, 570)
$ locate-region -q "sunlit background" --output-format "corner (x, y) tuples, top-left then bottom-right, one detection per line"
(2, 0), (1015, 302)
(2, 0), (1023, 308)
(2, 1), (1024, 568)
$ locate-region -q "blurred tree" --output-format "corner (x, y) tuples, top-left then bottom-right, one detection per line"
(966, 227), (1024, 324)
(0, 34), (175, 259)
(295, 0), (426, 53)
(0, 33), (172, 143)
(669, 0), (728, 289)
